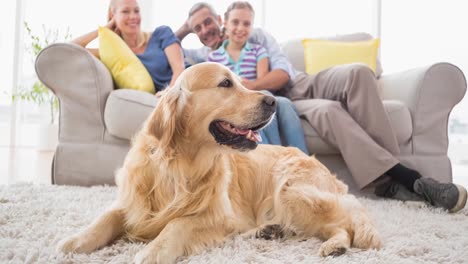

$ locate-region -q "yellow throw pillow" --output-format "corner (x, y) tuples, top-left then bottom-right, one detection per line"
(302, 38), (380, 75)
(98, 27), (155, 93)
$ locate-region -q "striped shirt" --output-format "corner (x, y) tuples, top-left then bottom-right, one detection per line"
(208, 40), (268, 80)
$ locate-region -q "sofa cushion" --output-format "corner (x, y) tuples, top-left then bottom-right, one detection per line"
(99, 27), (155, 93)
(298, 100), (412, 154)
(281, 32), (383, 77)
(302, 38), (380, 75)
(104, 89), (158, 140)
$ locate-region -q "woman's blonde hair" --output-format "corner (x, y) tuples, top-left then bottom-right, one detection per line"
(224, 1), (255, 21)
(108, 0), (140, 21)
(108, 0), (119, 21)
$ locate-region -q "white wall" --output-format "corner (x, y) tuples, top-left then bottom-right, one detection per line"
(381, 0), (468, 123)
(264, 0), (375, 42)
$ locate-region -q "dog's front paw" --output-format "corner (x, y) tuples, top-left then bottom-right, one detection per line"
(318, 240), (348, 257)
(256, 224), (284, 240)
(57, 235), (97, 254)
(134, 246), (177, 264)
(134, 249), (157, 264)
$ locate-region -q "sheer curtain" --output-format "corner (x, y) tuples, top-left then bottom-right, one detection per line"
(0, 1), (18, 146)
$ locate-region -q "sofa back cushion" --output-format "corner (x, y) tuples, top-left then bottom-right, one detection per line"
(302, 38), (380, 75)
(281, 32), (383, 77)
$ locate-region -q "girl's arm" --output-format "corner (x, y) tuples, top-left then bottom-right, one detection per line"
(164, 42), (186, 87)
(242, 68), (289, 92)
(256, 57), (269, 79)
(244, 57), (288, 91)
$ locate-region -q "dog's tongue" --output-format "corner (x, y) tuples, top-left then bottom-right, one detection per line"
(235, 128), (262, 143)
(219, 122), (262, 143)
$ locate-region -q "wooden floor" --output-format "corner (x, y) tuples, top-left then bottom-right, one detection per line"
(1, 146), (467, 190)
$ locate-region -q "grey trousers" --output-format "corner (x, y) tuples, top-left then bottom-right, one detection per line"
(286, 64), (399, 188)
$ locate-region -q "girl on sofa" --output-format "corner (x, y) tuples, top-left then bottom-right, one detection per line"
(71, 0), (185, 91)
(208, 1), (309, 154)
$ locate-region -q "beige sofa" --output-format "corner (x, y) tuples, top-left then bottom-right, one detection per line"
(35, 36), (467, 192)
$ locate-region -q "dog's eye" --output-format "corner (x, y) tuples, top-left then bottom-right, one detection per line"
(218, 78), (233, 88)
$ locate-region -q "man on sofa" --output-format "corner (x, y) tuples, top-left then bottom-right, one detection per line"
(175, 2), (467, 213)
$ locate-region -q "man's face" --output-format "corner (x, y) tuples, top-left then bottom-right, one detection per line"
(188, 7), (223, 50)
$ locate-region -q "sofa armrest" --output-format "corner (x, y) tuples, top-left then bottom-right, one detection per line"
(379, 62), (467, 154)
(35, 43), (114, 143)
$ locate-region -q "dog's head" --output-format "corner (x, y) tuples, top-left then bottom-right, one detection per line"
(145, 62), (276, 152)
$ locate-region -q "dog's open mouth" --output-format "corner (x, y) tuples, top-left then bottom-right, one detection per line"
(209, 120), (269, 151)
(218, 121), (263, 142)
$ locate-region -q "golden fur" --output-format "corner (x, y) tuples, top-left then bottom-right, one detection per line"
(58, 62), (381, 263)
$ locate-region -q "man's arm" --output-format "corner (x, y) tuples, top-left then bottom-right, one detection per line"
(175, 21), (191, 41)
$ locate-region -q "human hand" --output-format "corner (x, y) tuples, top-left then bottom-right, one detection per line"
(105, 18), (120, 35)
(177, 20), (193, 37)
(183, 20), (193, 34)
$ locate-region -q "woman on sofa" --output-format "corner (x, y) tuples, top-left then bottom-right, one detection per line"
(71, 0), (185, 90)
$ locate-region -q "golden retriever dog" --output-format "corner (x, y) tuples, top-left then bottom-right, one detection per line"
(58, 62), (381, 263)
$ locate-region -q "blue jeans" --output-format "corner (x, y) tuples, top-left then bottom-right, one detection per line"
(259, 91), (309, 155)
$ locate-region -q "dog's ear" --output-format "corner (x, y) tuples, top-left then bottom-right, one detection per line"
(145, 78), (188, 147)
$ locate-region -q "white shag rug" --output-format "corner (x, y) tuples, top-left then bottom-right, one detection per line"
(1, 184), (468, 264)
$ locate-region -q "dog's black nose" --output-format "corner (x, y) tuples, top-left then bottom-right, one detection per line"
(262, 95), (276, 111)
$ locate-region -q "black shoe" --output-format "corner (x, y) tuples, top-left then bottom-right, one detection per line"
(375, 181), (425, 202)
(413, 178), (467, 213)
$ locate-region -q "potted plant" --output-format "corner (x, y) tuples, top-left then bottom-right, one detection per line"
(12, 22), (71, 151)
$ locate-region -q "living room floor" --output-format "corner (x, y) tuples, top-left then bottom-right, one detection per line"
(1, 146), (467, 190)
